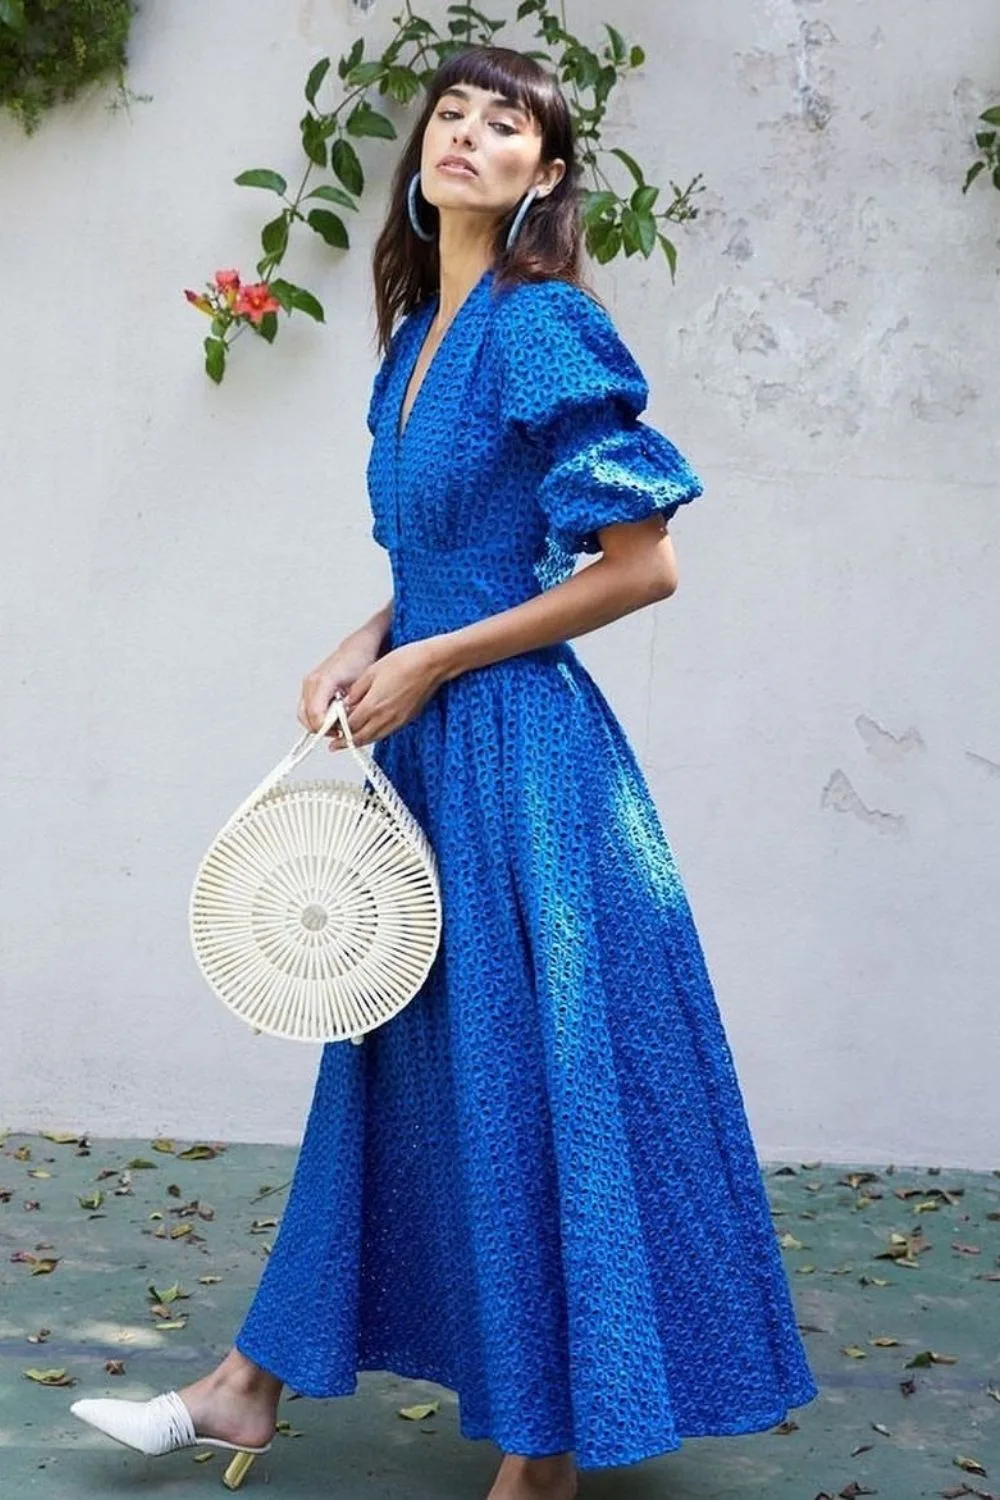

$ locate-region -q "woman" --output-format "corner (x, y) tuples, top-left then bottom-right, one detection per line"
(71, 43), (819, 1498)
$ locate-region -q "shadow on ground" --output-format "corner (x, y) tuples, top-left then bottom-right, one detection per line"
(2, 1132), (999, 1498)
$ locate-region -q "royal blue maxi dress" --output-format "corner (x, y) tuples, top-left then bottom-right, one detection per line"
(234, 267), (819, 1468)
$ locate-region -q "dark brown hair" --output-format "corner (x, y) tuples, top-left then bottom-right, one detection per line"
(370, 44), (597, 357)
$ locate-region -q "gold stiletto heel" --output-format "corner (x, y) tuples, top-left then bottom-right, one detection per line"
(222, 1449), (260, 1490)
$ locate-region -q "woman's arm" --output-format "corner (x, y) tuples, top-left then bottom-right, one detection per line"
(428, 515), (677, 685)
(358, 595), (394, 658)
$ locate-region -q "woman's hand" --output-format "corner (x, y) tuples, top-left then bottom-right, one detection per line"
(331, 639), (446, 751)
(298, 634), (384, 734)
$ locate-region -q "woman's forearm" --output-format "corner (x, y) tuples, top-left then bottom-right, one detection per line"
(352, 595), (394, 657)
(427, 556), (673, 686)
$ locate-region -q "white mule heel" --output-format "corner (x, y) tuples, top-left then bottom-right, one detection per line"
(70, 1390), (271, 1489)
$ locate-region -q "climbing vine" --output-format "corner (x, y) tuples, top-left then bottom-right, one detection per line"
(0, 0), (141, 135)
(184, 1), (705, 383)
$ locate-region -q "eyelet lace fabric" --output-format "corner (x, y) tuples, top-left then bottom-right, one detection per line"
(234, 269), (819, 1468)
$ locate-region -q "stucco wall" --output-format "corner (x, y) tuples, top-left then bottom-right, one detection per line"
(1, 0), (998, 1164)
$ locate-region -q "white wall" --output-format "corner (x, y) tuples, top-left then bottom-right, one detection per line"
(2, 0), (998, 1165)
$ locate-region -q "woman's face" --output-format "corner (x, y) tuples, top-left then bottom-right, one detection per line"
(420, 81), (564, 217)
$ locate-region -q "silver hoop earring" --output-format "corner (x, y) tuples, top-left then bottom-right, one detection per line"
(505, 186), (539, 251)
(407, 172), (436, 242)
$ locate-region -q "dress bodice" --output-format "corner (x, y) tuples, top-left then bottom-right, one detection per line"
(364, 268), (703, 647)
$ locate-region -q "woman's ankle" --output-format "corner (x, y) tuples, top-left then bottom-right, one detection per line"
(211, 1347), (283, 1399)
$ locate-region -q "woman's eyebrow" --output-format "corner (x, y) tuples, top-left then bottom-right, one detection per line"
(442, 86), (528, 117)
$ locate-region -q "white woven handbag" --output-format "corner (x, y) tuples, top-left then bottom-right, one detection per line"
(189, 694), (442, 1045)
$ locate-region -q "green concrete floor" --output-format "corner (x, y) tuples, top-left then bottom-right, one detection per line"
(2, 1130), (999, 1499)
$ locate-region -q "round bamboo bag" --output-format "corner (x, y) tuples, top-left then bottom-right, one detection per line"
(189, 694), (442, 1044)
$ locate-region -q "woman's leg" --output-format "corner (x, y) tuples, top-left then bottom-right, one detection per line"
(486, 1450), (579, 1500)
(175, 1346), (282, 1450)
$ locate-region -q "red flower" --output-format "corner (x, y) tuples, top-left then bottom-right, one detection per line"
(213, 269), (241, 292)
(234, 281), (280, 324)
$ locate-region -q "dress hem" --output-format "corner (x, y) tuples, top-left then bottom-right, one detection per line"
(234, 1334), (819, 1471)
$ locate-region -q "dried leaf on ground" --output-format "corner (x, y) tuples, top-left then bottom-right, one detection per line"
(953, 1454), (988, 1476)
(148, 1282), (189, 1303)
(398, 1402), (439, 1420)
(24, 1367), (74, 1386)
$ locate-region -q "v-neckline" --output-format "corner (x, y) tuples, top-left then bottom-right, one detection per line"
(395, 266), (494, 445)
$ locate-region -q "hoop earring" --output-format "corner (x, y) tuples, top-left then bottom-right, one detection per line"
(407, 172), (436, 242)
(505, 186), (539, 251)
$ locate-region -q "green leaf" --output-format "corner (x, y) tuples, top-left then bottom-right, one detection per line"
(980, 106), (1000, 126)
(300, 114), (328, 167)
(346, 101), (396, 140)
(0, 0), (25, 30)
(633, 211), (657, 257)
(338, 39), (363, 80)
(266, 278), (296, 312)
(631, 184), (660, 214)
(306, 209), (349, 249)
(304, 183), (358, 212)
(304, 56), (331, 106)
(658, 233), (678, 280)
(344, 60), (386, 88)
(253, 312), (279, 344)
(974, 132), (997, 150)
(962, 160), (987, 193)
(610, 147), (645, 187)
(383, 65), (423, 105)
(331, 138), (364, 196)
(289, 287), (325, 322)
(629, 45), (645, 67)
(603, 24), (626, 64)
(204, 337), (226, 384)
(261, 214), (289, 257)
(621, 208), (644, 257)
(589, 221), (622, 264)
(993, 164), (1000, 190)
(234, 169), (287, 195)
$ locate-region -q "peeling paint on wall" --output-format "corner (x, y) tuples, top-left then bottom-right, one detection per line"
(821, 770), (905, 834)
(966, 750), (1000, 779)
(855, 715), (926, 761)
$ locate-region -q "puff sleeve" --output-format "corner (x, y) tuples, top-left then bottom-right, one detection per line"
(497, 280), (703, 556)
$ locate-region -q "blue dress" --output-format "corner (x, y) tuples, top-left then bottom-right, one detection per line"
(234, 266), (819, 1468)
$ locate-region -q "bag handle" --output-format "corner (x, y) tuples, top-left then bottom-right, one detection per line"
(219, 693), (420, 850)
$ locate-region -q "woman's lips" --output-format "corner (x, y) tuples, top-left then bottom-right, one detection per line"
(438, 160), (477, 176)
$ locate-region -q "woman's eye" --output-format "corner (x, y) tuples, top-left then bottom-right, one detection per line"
(438, 108), (515, 134)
